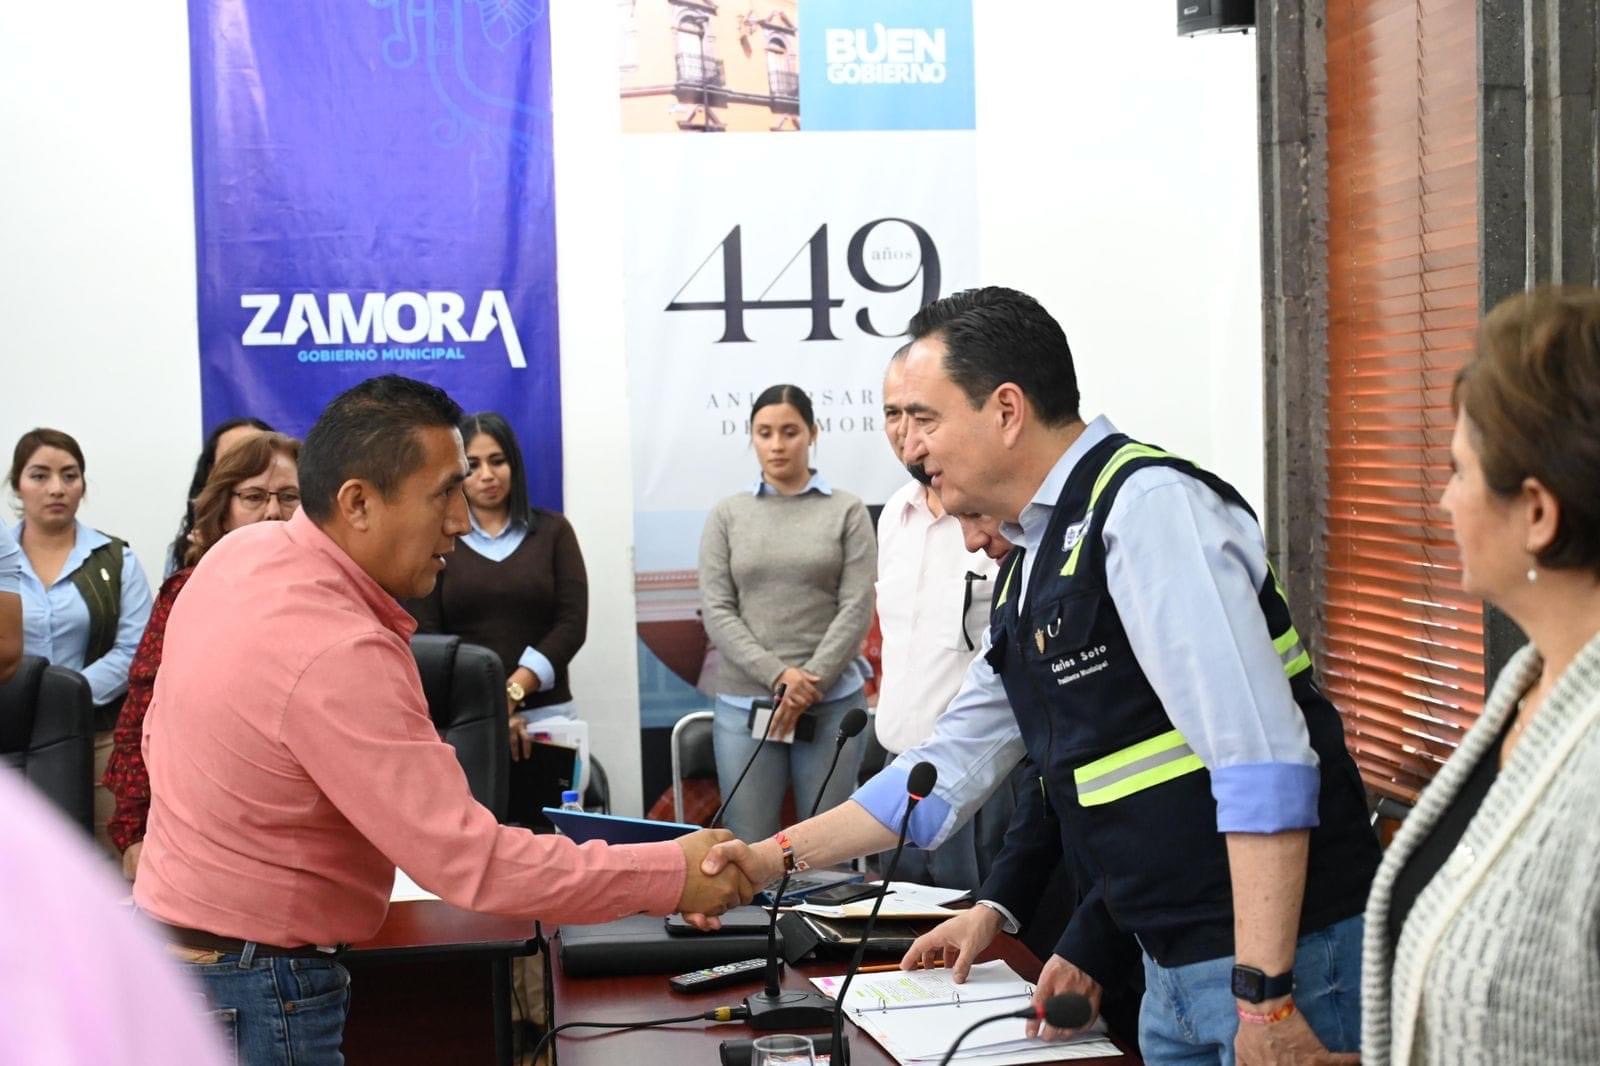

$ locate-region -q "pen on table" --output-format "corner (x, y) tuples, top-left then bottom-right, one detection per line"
(856, 960), (947, 974)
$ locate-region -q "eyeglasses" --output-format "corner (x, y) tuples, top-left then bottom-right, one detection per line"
(233, 488), (301, 513)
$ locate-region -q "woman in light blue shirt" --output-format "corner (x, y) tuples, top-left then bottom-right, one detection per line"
(9, 428), (152, 855)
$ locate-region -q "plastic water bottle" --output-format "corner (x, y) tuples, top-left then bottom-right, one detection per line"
(559, 790), (583, 813)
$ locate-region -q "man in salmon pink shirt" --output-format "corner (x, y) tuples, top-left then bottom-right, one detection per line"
(134, 375), (752, 1064)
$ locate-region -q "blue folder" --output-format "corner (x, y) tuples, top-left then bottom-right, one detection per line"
(541, 808), (699, 845)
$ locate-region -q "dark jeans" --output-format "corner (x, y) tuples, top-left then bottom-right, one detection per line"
(188, 943), (351, 1066)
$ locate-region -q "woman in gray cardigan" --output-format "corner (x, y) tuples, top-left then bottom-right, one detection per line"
(698, 384), (876, 842)
(1362, 287), (1600, 1064)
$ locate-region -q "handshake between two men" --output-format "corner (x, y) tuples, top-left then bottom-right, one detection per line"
(671, 828), (764, 919)
(674, 809), (1098, 1046)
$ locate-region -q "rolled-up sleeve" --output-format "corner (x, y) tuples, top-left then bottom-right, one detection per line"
(1103, 471), (1319, 834)
(283, 632), (687, 923)
(852, 632), (1025, 849)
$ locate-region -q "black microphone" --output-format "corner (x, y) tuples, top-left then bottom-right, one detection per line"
(710, 683), (787, 829)
(744, 707), (869, 1030)
(809, 708), (868, 821)
(935, 995), (1093, 1066)
(829, 762), (938, 1066)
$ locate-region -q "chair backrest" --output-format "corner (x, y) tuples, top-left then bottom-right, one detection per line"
(0, 655), (94, 833)
(410, 634), (509, 821)
(670, 710), (716, 824)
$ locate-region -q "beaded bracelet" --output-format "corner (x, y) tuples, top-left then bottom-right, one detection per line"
(1236, 999), (1296, 1026)
(775, 829), (808, 874)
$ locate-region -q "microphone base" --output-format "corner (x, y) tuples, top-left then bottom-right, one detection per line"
(719, 1033), (849, 1066)
(743, 988), (838, 1030)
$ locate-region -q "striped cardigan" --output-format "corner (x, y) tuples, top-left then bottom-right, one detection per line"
(1361, 630), (1600, 1065)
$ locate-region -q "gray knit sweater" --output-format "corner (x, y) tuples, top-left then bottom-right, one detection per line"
(1361, 630), (1600, 1065)
(697, 485), (876, 698)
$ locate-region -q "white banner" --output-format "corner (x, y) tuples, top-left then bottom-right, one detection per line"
(618, 0), (979, 752)
(626, 132), (978, 568)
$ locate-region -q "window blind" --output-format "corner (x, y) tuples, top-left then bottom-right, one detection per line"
(1324, 0), (1483, 804)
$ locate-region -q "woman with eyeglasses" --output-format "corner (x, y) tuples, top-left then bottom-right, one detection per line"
(163, 416), (273, 576)
(105, 431), (300, 879)
(9, 428), (154, 857)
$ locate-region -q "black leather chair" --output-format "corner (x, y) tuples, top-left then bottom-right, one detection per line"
(411, 634), (509, 821)
(0, 655), (94, 833)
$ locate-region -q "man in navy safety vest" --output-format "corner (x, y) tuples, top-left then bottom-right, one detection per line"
(702, 287), (1379, 1065)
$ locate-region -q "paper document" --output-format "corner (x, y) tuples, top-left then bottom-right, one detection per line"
(795, 880), (969, 919)
(812, 960), (1035, 1013)
(389, 868), (440, 903)
(794, 896), (960, 920)
(810, 960), (1120, 1065)
(882, 881), (972, 908)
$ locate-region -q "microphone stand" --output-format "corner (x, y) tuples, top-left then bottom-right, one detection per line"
(829, 772), (931, 1066)
(744, 711), (866, 1030)
(710, 684), (786, 829)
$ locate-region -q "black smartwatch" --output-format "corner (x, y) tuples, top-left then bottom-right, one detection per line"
(1231, 964), (1294, 1003)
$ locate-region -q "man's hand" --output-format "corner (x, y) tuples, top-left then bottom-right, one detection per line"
(121, 840), (143, 882)
(1028, 955), (1102, 1041)
(901, 905), (1004, 982)
(508, 716), (535, 762)
(701, 835), (784, 890)
(675, 828), (758, 921)
(1235, 1006), (1359, 1065)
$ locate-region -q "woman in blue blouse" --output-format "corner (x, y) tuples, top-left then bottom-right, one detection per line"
(9, 428), (152, 855)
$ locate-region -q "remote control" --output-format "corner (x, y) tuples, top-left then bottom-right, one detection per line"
(668, 957), (773, 994)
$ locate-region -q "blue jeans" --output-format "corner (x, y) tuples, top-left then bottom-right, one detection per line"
(712, 693), (868, 842)
(188, 944), (351, 1066)
(1137, 915), (1363, 1066)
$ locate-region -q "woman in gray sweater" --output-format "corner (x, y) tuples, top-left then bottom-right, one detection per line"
(698, 384), (876, 842)
(1362, 287), (1600, 1064)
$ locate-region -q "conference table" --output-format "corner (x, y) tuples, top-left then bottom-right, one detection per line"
(549, 927), (1144, 1066)
(341, 899), (539, 1066)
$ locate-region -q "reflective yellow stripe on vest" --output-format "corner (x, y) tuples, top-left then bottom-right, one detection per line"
(1073, 729), (1205, 807)
(995, 552), (1021, 609)
(1061, 443), (1176, 576)
(1273, 625), (1312, 679)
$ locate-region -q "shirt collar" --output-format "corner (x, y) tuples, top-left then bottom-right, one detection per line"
(466, 510), (526, 540)
(1001, 415), (1119, 552)
(891, 480), (936, 526)
(285, 510), (418, 639)
(751, 470), (832, 497)
(10, 519), (109, 582)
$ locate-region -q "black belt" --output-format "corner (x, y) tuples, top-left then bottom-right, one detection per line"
(154, 921), (343, 959)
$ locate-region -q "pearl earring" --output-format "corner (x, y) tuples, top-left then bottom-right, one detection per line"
(1527, 567), (1538, 584)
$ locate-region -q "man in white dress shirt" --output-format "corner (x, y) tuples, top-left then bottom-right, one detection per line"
(872, 348), (1017, 890)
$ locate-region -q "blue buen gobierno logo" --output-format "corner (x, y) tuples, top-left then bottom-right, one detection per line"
(798, 0), (975, 132)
